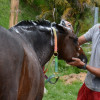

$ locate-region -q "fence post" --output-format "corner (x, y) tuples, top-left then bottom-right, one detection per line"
(9, 0), (19, 28)
(94, 2), (99, 25)
(94, 7), (99, 25)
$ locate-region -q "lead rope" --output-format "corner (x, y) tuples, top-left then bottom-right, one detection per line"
(53, 27), (58, 74)
(45, 27), (59, 84)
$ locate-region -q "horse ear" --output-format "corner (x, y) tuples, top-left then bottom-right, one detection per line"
(52, 23), (68, 34)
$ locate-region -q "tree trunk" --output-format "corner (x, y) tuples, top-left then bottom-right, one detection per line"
(9, 0), (19, 28)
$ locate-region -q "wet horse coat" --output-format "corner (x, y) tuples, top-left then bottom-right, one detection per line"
(0, 26), (44, 100)
(0, 20), (87, 100)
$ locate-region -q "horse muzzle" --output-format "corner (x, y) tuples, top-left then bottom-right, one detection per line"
(78, 54), (88, 64)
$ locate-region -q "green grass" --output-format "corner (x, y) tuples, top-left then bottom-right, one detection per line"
(0, 0), (40, 29)
(0, 0), (10, 29)
(58, 60), (87, 76)
(18, 1), (40, 21)
(43, 80), (82, 100)
(43, 58), (87, 100)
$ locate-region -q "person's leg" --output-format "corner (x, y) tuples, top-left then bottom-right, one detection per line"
(77, 83), (100, 100)
(77, 83), (89, 100)
(91, 90), (100, 100)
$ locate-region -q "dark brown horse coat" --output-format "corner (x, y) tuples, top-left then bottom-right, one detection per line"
(0, 26), (44, 100)
(0, 20), (87, 100)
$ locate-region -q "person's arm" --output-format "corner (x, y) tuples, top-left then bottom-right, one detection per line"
(78, 24), (97, 45)
(69, 25), (100, 76)
(68, 58), (100, 78)
(86, 65), (100, 78)
(78, 35), (87, 45)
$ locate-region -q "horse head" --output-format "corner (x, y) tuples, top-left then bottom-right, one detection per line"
(52, 23), (87, 63)
(10, 20), (87, 65)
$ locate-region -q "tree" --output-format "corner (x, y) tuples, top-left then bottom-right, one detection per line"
(61, 0), (93, 34)
(19, 0), (100, 34)
(36, 0), (68, 23)
(9, 0), (19, 28)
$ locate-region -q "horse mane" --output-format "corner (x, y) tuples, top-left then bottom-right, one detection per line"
(14, 20), (51, 27)
(34, 20), (51, 27)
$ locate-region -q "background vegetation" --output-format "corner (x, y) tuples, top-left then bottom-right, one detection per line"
(1, 0), (100, 33)
(0, 0), (100, 99)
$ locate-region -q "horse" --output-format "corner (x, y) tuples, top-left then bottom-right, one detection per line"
(0, 20), (87, 100)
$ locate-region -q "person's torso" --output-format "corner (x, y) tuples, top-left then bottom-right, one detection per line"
(85, 24), (100, 92)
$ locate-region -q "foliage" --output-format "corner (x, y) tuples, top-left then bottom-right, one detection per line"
(93, 0), (100, 6)
(2, 0), (100, 34)
(20, 0), (100, 34)
(62, 0), (92, 33)
(35, 0), (67, 23)
(0, 0), (10, 29)
(19, 0), (40, 21)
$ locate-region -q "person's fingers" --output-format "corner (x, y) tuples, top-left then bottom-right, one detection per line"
(72, 57), (79, 61)
(68, 61), (75, 65)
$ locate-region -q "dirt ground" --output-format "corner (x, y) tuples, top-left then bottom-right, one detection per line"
(60, 72), (87, 84)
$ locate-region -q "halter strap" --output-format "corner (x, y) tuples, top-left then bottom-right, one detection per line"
(52, 27), (58, 73)
(52, 27), (57, 54)
(44, 27), (59, 84)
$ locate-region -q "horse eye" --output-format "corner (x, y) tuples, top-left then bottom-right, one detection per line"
(69, 36), (78, 44)
(74, 38), (78, 44)
(75, 37), (78, 41)
(69, 36), (74, 39)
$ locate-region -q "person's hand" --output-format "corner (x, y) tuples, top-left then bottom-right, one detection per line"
(68, 57), (85, 68)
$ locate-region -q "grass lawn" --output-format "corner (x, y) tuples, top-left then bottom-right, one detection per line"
(0, 0), (10, 29)
(42, 61), (86, 100)
(43, 80), (82, 100)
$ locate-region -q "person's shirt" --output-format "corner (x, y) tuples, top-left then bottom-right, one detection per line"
(84, 24), (100, 92)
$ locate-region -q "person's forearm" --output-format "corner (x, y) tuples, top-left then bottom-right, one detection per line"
(78, 35), (87, 45)
(86, 65), (100, 78)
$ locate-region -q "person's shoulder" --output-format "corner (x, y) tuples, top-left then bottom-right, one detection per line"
(93, 23), (100, 28)
(91, 24), (100, 31)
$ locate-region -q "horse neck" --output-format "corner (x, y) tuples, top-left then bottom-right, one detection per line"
(33, 30), (54, 67)
(10, 26), (54, 67)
